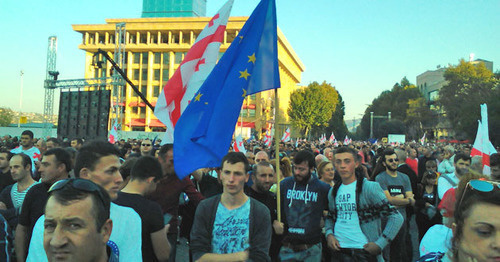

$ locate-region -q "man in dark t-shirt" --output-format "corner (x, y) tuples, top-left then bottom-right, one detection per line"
(15, 148), (71, 261)
(0, 150), (14, 192)
(115, 156), (170, 262)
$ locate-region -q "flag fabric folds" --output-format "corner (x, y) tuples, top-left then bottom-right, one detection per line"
(263, 131), (272, 147)
(281, 127), (291, 142)
(329, 132), (335, 143)
(173, 0), (280, 179)
(154, 0), (233, 144)
(108, 121), (118, 144)
(471, 104), (497, 175)
(232, 134), (247, 154)
(420, 133), (426, 145)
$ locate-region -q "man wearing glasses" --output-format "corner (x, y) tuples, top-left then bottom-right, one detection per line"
(43, 178), (117, 262)
(375, 149), (414, 262)
(140, 139), (154, 157)
(278, 150), (330, 261)
(26, 140), (142, 261)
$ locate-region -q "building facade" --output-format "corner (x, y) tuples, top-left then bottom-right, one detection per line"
(72, 16), (304, 137)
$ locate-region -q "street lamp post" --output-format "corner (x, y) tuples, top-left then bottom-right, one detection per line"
(370, 112), (374, 139)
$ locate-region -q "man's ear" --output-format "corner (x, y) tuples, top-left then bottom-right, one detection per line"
(79, 168), (90, 179)
(100, 219), (113, 243)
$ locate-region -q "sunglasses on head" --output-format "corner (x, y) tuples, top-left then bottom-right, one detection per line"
(457, 179), (500, 209)
(387, 158), (399, 163)
(49, 178), (108, 207)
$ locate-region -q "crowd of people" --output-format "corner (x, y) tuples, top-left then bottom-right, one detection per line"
(0, 130), (498, 262)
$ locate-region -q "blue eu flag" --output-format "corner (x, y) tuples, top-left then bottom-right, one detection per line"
(173, 0), (280, 179)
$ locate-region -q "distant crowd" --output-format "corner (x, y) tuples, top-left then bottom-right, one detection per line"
(0, 130), (498, 262)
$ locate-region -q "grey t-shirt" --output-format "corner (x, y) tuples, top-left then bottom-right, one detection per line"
(375, 171), (412, 218)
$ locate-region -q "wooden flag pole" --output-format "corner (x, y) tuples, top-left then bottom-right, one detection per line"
(274, 88), (282, 222)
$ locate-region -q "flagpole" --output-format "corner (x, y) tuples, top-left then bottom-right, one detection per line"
(274, 89), (282, 222)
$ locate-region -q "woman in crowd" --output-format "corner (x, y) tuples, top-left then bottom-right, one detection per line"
(449, 179), (500, 261)
(418, 177), (499, 262)
(415, 171), (442, 240)
(317, 160), (335, 187)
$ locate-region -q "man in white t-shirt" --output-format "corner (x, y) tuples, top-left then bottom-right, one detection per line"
(325, 147), (403, 262)
(26, 140), (142, 262)
(10, 130), (41, 173)
(437, 153), (471, 199)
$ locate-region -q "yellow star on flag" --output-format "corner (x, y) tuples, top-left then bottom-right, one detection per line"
(194, 93), (203, 102)
(247, 53), (256, 64)
(242, 88), (247, 97)
(239, 69), (251, 80)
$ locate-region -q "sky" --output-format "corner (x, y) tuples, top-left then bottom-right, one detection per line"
(1, 0), (499, 121)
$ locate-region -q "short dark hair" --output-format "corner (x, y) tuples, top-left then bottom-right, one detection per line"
(490, 153), (500, 167)
(74, 140), (120, 177)
(158, 144), (173, 158)
(44, 148), (72, 172)
(21, 130), (34, 139)
(0, 149), (13, 161)
(334, 147), (358, 160)
(47, 137), (61, 146)
(454, 153), (471, 164)
(293, 150), (316, 169)
(130, 156), (162, 181)
(47, 179), (111, 231)
(119, 157), (138, 181)
(14, 153), (32, 170)
(252, 161), (274, 176)
(72, 138), (83, 145)
(221, 152), (249, 172)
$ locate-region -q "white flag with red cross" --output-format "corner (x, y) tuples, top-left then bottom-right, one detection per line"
(154, 0), (234, 144)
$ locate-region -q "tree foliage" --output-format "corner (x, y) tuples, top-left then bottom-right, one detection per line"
(438, 59), (498, 140)
(288, 81), (338, 137)
(0, 107), (14, 127)
(358, 77), (432, 140)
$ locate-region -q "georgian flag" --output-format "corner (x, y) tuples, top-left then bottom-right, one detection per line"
(420, 133), (426, 145)
(329, 132), (335, 143)
(319, 134), (326, 144)
(233, 134), (247, 154)
(263, 131), (272, 147)
(108, 121), (118, 144)
(471, 104), (497, 175)
(154, 0), (234, 143)
(344, 135), (350, 145)
(281, 127), (291, 142)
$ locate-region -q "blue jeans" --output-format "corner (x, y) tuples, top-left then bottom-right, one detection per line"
(279, 243), (322, 262)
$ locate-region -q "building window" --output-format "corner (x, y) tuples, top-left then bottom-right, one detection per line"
(154, 53), (161, 64)
(139, 33), (147, 44)
(109, 34), (115, 44)
(162, 53), (170, 65)
(249, 109), (256, 117)
(172, 33), (179, 44)
(142, 52), (149, 65)
(129, 34), (136, 44)
(162, 69), (169, 81)
(132, 126), (145, 131)
(174, 52), (183, 64)
(133, 69), (140, 80)
(98, 35), (105, 44)
(141, 69), (148, 81)
(133, 53), (140, 64)
(161, 33), (168, 44)
(153, 85), (160, 96)
(151, 33), (158, 44)
(140, 85), (148, 96)
(132, 107), (138, 114)
(154, 69), (160, 81)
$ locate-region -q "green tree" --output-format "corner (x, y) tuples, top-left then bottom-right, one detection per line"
(0, 107), (14, 127)
(288, 81), (338, 137)
(359, 77), (430, 140)
(325, 90), (349, 140)
(438, 59), (497, 140)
